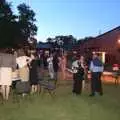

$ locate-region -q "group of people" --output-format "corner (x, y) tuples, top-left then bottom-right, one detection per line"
(0, 48), (67, 101)
(46, 52), (67, 82)
(0, 48), (40, 100)
(72, 53), (104, 96)
(0, 47), (104, 101)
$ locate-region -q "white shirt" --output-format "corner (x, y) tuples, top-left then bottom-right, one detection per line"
(72, 60), (79, 73)
(90, 61), (104, 72)
(47, 57), (53, 65)
(16, 56), (31, 68)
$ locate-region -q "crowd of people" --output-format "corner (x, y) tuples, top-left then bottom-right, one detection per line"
(72, 53), (104, 96)
(0, 48), (104, 101)
(0, 48), (67, 101)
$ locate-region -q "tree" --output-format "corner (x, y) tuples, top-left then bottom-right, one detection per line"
(0, 1), (37, 48)
(77, 36), (94, 45)
(0, 0), (18, 48)
(46, 37), (53, 43)
(28, 37), (37, 49)
(17, 3), (37, 40)
(54, 35), (77, 50)
(0, 0), (15, 21)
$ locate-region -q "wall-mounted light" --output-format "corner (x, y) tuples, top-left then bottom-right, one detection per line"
(118, 39), (120, 44)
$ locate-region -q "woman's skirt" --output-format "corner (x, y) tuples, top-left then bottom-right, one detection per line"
(0, 67), (12, 86)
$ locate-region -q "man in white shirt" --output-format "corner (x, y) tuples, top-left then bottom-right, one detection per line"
(89, 53), (104, 97)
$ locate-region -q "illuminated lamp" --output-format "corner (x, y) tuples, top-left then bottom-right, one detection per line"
(118, 39), (120, 44)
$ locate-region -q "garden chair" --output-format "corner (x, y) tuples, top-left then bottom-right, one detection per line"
(38, 78), (56, 98)
(112, 69), (120, 86)
(11, 80), (31, 102)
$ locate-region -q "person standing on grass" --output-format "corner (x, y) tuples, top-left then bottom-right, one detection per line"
(47, 53), (54, 79)
(72, 56), (85, 95)
(29, 53), (39, 94)
(53, 53), (59, 84)
(43, 53), (48, 70)
(60, 54), (67, 80)
(89, 53), (104, 97)
(0, 48), (16, 101)
(16, 49), (31, 96)
(79, 55), (87, 90)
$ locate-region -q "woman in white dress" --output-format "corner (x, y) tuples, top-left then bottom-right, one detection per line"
(0, 49), (16, 100)
(47, 53), (54, 79)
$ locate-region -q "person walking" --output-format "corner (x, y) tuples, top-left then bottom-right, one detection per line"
(89, 53), (104, 97)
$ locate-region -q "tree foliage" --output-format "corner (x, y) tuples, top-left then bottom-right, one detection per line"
(46, 37), (53, 43)
(0, 0), (16, 48)
(17, 3), (37, 39)
(77, 36), (94, 45)
(46, 35), (77, 50)
(0, 0), (37, 48)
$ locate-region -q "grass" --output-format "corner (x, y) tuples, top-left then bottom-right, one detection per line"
(0, 81), (120, 120)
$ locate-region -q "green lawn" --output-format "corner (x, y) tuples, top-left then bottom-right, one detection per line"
(0, 81), (120, 120)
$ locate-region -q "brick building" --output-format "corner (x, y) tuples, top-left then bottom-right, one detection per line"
(73, 26), (120, 65)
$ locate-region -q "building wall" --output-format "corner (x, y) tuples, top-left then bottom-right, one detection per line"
(95, 27), (120, 64)
(74, 27), (120, 64)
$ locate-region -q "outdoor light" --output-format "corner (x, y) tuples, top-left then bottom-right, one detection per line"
(118, 39), (120, 44)
(92, 51), (96, 54)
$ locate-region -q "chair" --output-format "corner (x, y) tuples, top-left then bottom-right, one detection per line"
(11, 80), (31, 102)
(15, 81), (31, 94)
(39, 79), (56, 98)
(113, 70), (120, 86)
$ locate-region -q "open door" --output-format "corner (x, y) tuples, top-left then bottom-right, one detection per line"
(93, 51), (106, 63)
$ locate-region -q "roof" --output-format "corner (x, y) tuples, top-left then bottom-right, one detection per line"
(96, 26), (120, 38)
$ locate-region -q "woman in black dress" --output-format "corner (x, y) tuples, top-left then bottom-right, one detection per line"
(72, 61), (85, 95)
(29, 54), (38, 94)
(53, 53), (59, 84)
